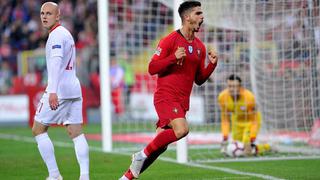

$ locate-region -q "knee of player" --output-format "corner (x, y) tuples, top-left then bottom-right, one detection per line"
(31, 123), (46, 136)
(67, 128), (82, 139)
(31, 127), (38, 136)
(174, 127), (189, 139)
(68, 131), (81, 139)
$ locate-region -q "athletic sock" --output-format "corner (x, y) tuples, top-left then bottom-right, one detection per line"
(123, 169), (134, 180)
(143, 129), (177, 157)
(140, 146), (167, 173)
(35, 133), (60, 178)
(73, 134), (89, 176)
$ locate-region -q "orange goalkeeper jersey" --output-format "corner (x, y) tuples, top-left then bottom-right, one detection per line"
(218, 88), (260, 141)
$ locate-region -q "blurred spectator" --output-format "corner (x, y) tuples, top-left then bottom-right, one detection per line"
(119, 54), (135, 106)
(0, 61), (13, 94)
(110, 58), (125, 115)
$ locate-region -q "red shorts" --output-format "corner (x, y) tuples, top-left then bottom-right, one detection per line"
(154, 101), (186, 128)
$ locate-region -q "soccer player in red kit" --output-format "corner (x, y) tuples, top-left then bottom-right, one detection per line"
(119, 1), (218, 179)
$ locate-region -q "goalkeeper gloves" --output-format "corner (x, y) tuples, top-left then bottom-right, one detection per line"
(249, 137), (258, 155)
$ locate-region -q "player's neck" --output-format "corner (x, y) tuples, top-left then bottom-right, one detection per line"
(49, 22), (61, 33)
(180, 27), (195, 42)
(232, 95), (240, 101)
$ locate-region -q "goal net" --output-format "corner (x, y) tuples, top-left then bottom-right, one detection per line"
(190, 0), (320, 162)
(109, 0), (320, 161)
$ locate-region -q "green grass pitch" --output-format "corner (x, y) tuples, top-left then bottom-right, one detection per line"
(0, 125), (320, 180)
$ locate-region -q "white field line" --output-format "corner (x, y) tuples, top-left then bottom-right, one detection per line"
(0, 133), (288, 180)
(195, 155), (320, 163)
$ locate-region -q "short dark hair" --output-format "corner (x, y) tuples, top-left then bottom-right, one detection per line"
(227, 74), (242, 84)
(178, 1), (201, 20)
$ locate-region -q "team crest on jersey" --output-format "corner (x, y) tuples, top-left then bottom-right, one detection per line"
(197, 49), (200, 55)
(155, 47), (162, 56)
(188, 45), (193, 53)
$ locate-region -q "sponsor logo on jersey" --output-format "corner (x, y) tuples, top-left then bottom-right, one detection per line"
(240, 106), (246, 111)
(155, 47), (162, 56)
(52, 44), (61, 49)
(188, 45), (193, 53)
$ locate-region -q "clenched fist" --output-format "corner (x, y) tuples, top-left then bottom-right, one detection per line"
(207, 45), (218, 65)
(175, 46), (186, 66)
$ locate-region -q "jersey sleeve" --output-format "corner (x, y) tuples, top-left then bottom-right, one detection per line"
(47, 56), (62, 93)
(49, 32), (64, 58)
(194, 42), (217, 85)
(148, 37), (177, 75)
(218, 92), (230, 140)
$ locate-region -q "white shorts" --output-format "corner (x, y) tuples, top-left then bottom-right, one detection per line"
(34, 95), (83, 126)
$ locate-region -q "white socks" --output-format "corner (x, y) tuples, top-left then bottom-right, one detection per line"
(35, 133), (60, 178)
(35, 133), (89, 179)
(73, 134), (89, 177)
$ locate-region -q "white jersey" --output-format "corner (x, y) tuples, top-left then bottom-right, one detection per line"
(45, 25), (81, 99)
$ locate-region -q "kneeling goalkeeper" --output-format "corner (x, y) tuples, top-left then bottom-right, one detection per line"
(218, 74), (271, 156)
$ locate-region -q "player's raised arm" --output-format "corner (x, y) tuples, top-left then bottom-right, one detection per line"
(194, 44), (218, 85)
(148, 39), (184, 75)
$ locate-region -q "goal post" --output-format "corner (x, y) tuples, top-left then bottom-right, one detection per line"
(98, 0), (112, 152)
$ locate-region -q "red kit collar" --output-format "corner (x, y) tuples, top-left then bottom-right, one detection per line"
(49, 23), (61, 33)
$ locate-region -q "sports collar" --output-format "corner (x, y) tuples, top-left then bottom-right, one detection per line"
(49, 23), (61, 33)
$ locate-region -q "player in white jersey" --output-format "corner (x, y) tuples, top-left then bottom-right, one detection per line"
(32, 2), (89, 180)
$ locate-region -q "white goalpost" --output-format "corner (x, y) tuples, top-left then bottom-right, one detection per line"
(98, 0), (112, 152)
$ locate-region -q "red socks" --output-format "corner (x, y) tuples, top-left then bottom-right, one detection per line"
(123, 129), (177, 179)
(144, 129), (177, 157)
(124, 169), (134, 180)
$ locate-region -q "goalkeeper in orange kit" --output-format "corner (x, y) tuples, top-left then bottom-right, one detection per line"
(218, 74), (272, 156)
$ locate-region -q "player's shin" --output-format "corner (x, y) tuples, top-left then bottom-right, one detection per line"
(35, 133), (61, 178)
(140, 146), (168, 173)
(73, 134), (89, 178)
(130, 129), (177, 178)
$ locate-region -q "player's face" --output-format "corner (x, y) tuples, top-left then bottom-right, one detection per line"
(227, 80), (241, 97)
(186, 6), (204, 32)
(40, 3), (60, 30)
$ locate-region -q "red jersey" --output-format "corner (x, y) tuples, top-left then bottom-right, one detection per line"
(148, 30), (216, 110)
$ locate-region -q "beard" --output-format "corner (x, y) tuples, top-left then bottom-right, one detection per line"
(193, 20), (203, 32)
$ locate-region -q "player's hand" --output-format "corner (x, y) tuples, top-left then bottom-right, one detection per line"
(49, 93), (59, 110)
(207, 45), (218, 65)
(175, 46), (186, 66)
(250, 143), (258, 156)
(220, 140), (228, 156)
